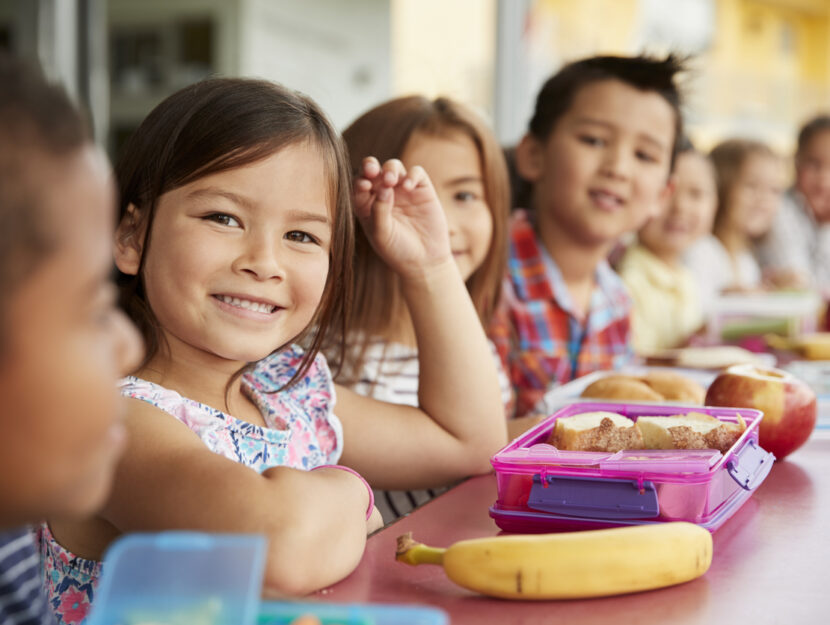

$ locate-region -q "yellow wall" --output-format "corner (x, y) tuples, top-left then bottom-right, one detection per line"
(535, 0), (830, 156)
(391, 0), (496, 115)
(692, 0), (830, 154)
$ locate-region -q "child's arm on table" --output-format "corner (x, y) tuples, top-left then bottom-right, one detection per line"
(100, 399), (380, 596)
(336, 158), (507, 490)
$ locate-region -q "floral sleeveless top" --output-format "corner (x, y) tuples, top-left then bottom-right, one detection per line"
(38, 346), (342, 624)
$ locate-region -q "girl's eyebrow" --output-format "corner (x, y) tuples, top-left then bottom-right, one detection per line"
(283, 208), (331, 227)
(187, 188), (330, 225)
(446, 176), (484, 187)
(187, 187), (255, 209)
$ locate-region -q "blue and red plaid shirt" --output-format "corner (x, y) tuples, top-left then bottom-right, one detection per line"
(488, 210), (634, 416)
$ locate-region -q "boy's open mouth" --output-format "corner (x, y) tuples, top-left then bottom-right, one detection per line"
(589, 189), (624, 210)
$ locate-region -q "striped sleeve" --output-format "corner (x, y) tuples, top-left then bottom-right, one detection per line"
(0, 529), (55, 625)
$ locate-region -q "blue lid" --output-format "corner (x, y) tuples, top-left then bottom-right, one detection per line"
(257, 601), (448, 625)
(86, 532), (266, 625)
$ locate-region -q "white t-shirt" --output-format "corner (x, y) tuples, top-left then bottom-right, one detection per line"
(342, 338), (512, 524)
(756, 188), (830, 294)
(684, 234), (762, 316)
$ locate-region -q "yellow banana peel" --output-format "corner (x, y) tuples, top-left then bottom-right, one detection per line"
(395, 522), (712, 600)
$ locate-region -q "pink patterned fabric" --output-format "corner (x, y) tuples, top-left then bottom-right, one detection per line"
(39, 346), (342, 624)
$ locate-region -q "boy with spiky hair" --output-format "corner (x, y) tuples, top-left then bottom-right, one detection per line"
(489, 55), (685, 417)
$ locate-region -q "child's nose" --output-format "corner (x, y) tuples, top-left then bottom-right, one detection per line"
(236, 236), (286, 281)
(600, 144), (632, 180)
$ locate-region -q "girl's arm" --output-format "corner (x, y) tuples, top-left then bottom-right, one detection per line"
(336, 158), (507, 490)
(101, 399), (379, 595)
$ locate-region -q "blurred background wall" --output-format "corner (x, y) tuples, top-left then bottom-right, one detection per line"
(1, 0), (828, 170)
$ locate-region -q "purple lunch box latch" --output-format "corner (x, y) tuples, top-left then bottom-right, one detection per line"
(527, 474), (660, 520)
(726, 439), (775, 490)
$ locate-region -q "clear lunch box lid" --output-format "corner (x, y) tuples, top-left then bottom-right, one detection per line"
(86, 532), (266, 625)
(87, 531), (448, 625)
(493, 401), (766, 484)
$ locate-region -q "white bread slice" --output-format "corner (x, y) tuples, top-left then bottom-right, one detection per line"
(637, 412), (745, 453)
(548, 411), (644, 452)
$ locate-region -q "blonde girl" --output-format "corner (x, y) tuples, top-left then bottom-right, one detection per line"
(335, 96), (516, 521)
(686, 139), (782, 294)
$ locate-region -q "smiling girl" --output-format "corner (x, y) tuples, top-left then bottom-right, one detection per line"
(333, 96), (513, 522)
(39, 78), (506, 624)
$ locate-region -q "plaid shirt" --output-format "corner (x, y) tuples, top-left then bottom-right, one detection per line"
(488, 210), (634, 416)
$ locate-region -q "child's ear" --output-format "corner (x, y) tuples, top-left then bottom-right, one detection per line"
(114, 204), (146, 276)
(515, 133), (545, 183)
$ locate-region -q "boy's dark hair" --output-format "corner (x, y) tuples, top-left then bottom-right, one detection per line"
(0, 53), (89, 329)
(796, 114), (830, 157)
(528, 54), (686, 168)
(115, 77), (353, 392)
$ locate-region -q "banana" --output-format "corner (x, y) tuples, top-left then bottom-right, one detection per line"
(395, 522), (712, 600)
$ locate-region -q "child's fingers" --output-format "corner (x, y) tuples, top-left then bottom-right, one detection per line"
(380, 158), (406, 188)
(402, 164), (428, 191)
(353, 178), (375, 220)
(361, 156), (381, 180)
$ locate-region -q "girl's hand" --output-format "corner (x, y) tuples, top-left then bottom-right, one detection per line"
(353, 157), (453, 280)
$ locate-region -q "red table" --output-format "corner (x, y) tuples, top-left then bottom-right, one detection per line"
(316, 433), (830, 624)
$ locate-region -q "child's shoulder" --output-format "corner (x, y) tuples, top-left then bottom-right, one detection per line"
(248, 345), (333, 393)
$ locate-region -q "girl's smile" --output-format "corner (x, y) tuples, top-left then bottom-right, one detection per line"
(116, 142), (332, 367)
(213, 294), (282, 317)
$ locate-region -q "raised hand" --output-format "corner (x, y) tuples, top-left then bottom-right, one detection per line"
(353, 157), (453, 280)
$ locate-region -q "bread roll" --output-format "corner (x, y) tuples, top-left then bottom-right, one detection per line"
(579, 371), (705, 404)
(641, 371), (706, 404)
(580, 376), (664, 402)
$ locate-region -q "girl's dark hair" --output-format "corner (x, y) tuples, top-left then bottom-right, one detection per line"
(528, 54), (687, 169)
(116, 77), (353, 390)
(336, 96), (510, 382)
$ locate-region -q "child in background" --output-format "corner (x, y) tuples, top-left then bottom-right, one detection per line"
(757, 115), (830, 292)
(618, 144), (718, 354)
(337, 96), (514, 523)
(40, 77), (506, 623)
(489, 55), (683, 416)
(685, 139), (783, 295)
(0, 55), (143, 623)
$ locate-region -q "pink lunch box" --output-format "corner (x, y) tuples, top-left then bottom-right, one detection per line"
(490, 402), (774, 533)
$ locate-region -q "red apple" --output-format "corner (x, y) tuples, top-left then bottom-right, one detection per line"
(704, 364), (817, 460)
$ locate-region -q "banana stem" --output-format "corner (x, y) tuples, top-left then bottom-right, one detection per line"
(396, 533), (446, 566)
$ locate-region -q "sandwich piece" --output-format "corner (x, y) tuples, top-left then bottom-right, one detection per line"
(636, 412), (746, 454)
(548, 411), (644, 452)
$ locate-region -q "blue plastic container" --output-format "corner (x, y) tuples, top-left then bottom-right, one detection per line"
(86, 531), (447, 625)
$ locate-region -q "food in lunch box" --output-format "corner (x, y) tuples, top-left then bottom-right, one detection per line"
(636, 412), (746, 454)
(395, 522), (713, 600)
(547, 411), (644, 452)
(580, 371), (706, 404)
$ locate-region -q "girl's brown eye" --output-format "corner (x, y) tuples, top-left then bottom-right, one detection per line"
(205, 213), (240, 227)
(285, 231), (317, 244)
